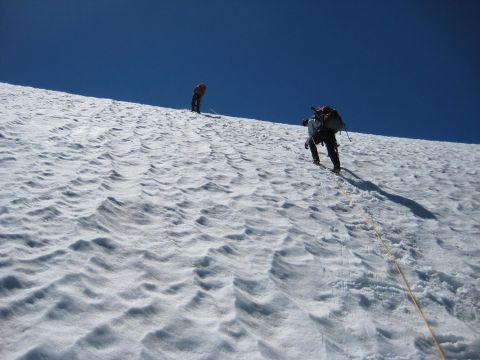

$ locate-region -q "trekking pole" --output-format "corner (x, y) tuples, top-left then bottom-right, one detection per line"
(209, 108), (219, 115)
(344, 124), (352, 142)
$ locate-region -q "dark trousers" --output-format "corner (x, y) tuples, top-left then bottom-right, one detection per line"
(309, 128), (340, 168)
(191, 94), (202, 113)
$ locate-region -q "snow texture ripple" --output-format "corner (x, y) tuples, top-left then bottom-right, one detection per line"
(0, 83), (479, 359)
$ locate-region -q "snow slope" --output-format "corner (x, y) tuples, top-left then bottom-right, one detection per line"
(0, 83), (479, 359)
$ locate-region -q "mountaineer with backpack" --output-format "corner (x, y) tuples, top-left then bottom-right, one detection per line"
(303, 105), (344, 173)
(191, 83), (207, 113)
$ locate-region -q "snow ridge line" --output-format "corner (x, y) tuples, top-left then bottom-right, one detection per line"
(327, 168), (446, 360)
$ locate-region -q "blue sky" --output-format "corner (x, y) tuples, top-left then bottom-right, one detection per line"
(1, 0), (479, 143)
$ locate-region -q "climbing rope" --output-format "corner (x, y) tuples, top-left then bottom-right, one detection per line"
(327, 169), (446, 360)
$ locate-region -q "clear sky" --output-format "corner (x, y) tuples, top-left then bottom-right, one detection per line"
(1, 0), (479, 143)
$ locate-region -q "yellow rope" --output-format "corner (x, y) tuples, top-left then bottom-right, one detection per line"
(329, 172), (446, 360)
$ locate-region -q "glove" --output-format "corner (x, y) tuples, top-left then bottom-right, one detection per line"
(304, 142), (309, 149)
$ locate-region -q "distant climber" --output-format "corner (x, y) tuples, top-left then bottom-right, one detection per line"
(303, 105), (343, 173)
(191, 83), (207, 113)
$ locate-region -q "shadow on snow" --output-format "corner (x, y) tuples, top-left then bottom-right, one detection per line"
(340, 168), (437, 220)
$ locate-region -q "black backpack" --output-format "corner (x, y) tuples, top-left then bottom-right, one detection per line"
(312, 106), (345, 133)
(323, 109), (344, 133)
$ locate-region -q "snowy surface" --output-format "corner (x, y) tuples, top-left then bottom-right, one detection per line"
(0, 83), (479, 359)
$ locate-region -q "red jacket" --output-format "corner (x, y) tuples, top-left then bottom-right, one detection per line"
(193, 83), (207, 96)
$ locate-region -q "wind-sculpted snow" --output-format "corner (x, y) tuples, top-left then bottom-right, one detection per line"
(0, 83), (479, 359)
